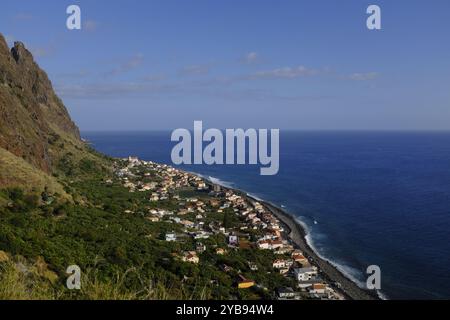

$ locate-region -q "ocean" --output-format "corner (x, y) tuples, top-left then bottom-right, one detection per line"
(84, 131), (450, 300)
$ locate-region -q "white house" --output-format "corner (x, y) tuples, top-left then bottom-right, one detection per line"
(165, 233), (177, 242)
(293, 267), (318, 282)
(272, 259), (287, 269)
(257, 240), (271, 250)
(228, 235), (239, 246)
(196, 243), (206, 253)
(277, 287), (295, 299)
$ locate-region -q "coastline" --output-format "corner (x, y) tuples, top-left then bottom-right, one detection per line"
(258, 198), (379, 300)
(204, 177), (379, 300)
(116, 159), (380, 300)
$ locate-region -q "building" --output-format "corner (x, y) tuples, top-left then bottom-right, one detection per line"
(257, 240), (271, 249)
(294, 267), (318, 282)
(228, 235), (239, 246)
(297, 279), (323, 289)
(237, 275), (255, 289)
(271, 239), (283, 249)
(193, 232), (210, 240)
(273, 259), (287, 269)
(292, 252), (308, 264)
(273, 259), (293, 269)
(279, 268), (290, 275)
(209, 199), (220, 207)
(150, 193), (159, 201)
(165, 233), (176, 242)
(221, 264), (233, 273)
(309, 283), (327, 295)
(216, 248), (226, 255)
(277, 287), (296, 299)
(146, 216), (160, 222)
(196, 243), (206, 253)
(180, 220), (195, 228)
(182, 251), (199, 264)
(197, 182), (208, 190)
(128, 156), (140, 164)
(248, 262), (258, 271)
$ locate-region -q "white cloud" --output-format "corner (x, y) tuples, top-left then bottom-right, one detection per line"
(179, 64), (210, 76)
(56, 70), (90, 79)
(55, 82), (179, 99)
(250, 65), (318, 79)
(13, 13), (33, 21)
(30, 47), (52, 58)
(55, 80), (330, 102)
(346, 72), (379, 81)
(106, 53), (144, 76)
(242, 52), (260, 64)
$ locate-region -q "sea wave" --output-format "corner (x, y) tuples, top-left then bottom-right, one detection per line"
(296, 216), (388, 299)
(245, 192), (264, 201)
(205, 175), (235, 189)
(295, 217), (367, 287)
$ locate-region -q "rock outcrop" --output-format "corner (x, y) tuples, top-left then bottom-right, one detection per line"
(0, 33), (80, 173)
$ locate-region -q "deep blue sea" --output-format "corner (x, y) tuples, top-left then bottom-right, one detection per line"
(84, 131), (450, 300)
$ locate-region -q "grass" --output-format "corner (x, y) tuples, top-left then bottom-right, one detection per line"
(0, 260), (59, 300)
(0, 148), (70, 199)
(0, 255), (212, 300)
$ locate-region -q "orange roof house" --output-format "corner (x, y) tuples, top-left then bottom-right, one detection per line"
(237, 275), (255, 289)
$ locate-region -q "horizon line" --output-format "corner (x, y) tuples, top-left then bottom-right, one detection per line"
(81, 129), (450, 134)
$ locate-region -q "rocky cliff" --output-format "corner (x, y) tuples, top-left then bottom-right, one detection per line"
(0, 33), (80, 174)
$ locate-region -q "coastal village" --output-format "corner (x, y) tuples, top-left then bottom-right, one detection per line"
(114, 156), (345, 300)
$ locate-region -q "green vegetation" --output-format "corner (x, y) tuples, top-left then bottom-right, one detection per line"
(0, 149), (296, 300)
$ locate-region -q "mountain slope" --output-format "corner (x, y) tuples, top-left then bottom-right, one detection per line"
(0, 33), (80, 175)
(0, 147), (68, 197)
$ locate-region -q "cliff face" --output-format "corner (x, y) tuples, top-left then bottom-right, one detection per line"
(0, 33), (80, 173)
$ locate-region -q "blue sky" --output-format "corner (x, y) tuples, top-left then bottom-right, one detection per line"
(1, 0), (449, 131)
